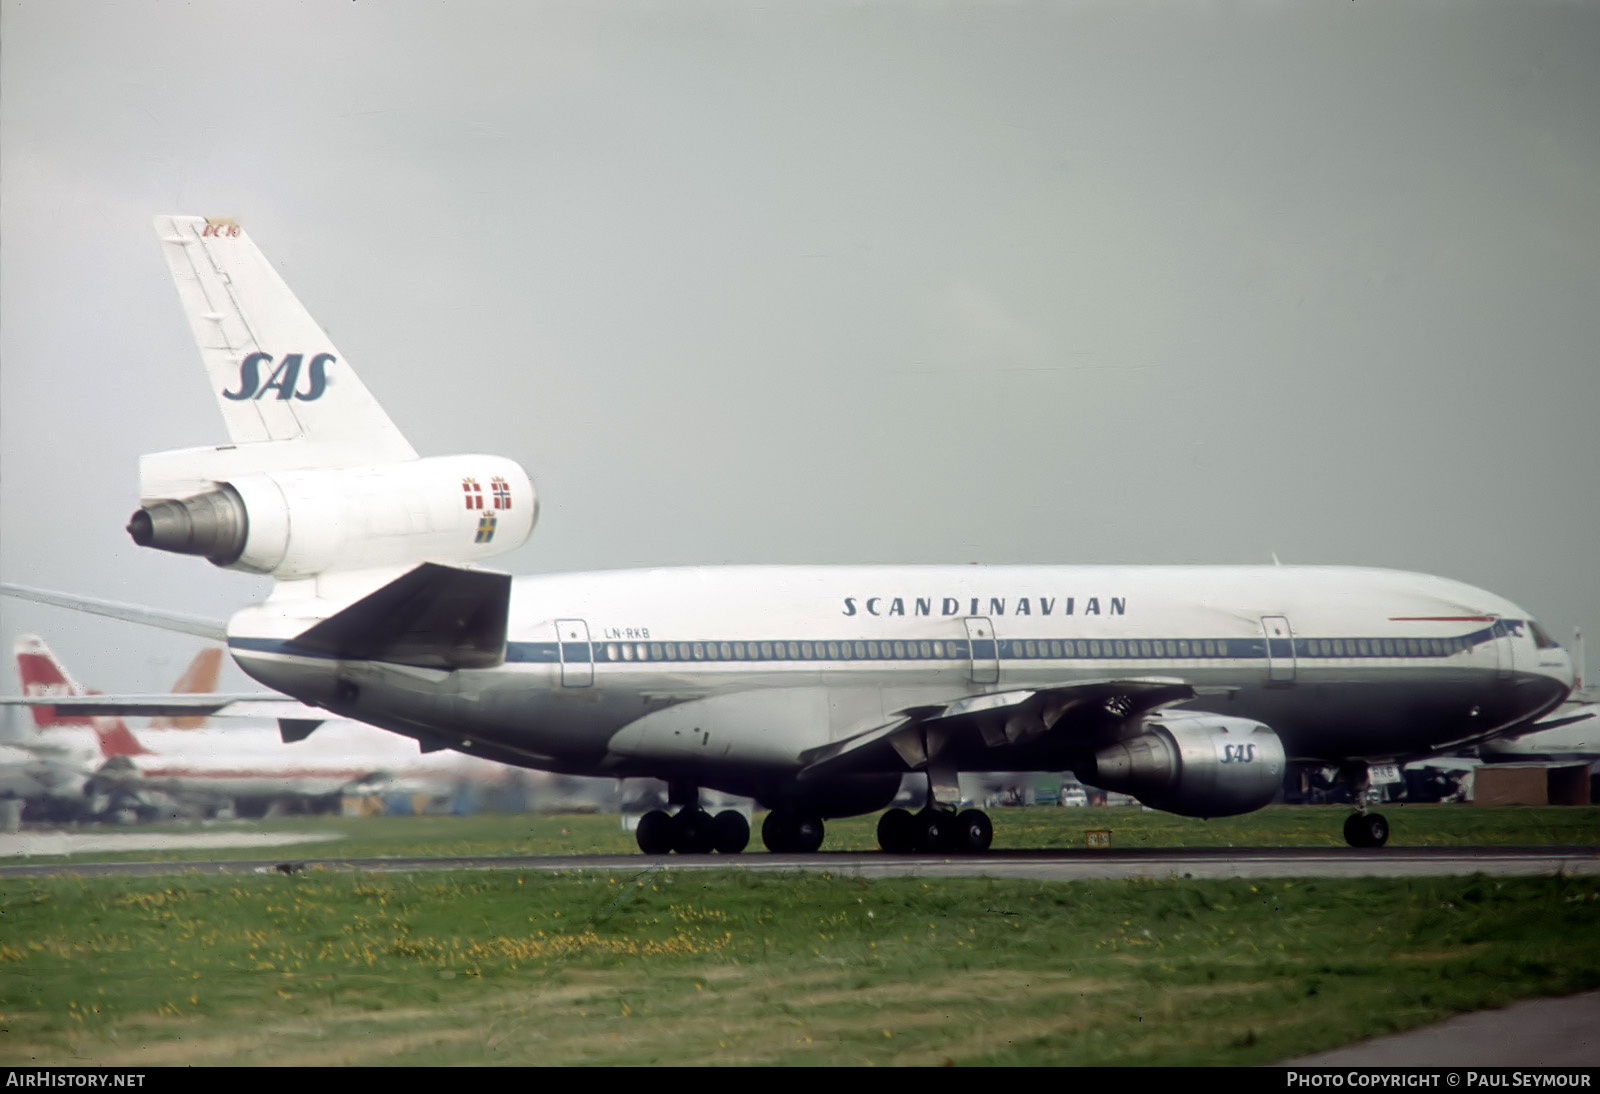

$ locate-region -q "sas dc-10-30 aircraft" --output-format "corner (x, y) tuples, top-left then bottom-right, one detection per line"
(1, 216), (1576, 854)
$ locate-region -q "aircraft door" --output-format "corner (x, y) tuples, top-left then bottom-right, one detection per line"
(1261, 615), (1296, 685)
(555, 619), (593, 688)
(965, 617), (999, 685)
(1491, 617), (1514, 680)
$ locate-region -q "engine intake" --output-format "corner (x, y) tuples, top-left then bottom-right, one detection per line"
(1080, 714), (1286, 818)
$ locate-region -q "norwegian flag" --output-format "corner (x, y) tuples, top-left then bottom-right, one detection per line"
(462, 477), (483, 510)
(491, 476), (512, 510)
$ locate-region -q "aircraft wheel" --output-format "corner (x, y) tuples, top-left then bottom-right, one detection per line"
(762, 810), (825, 853)
(791, 814), (825, 853)
(877, 807), (916, 854)
(954, 809), (993, 853)
(672, 807), (716, 854)
(761, 810), (794, 853)
(711, 809), (750, 854)
(636, 809), (674, 855)
(913, 808), (954, 853)
(1343, 812), (1390, 848)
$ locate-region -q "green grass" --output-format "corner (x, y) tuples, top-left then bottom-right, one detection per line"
(12, 804), (1600, 864)
(2, 869), (1598, 1065)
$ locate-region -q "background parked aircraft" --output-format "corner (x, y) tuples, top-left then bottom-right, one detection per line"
(7, 636), (616, 822)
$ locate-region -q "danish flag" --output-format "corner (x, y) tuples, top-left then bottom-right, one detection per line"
(462, 478), (483, 510)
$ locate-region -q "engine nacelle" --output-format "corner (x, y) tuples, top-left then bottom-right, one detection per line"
(1079, 713), (1286, 818)
(128, 454), (536, 579)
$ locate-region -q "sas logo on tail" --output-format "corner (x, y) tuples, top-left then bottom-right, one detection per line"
(223, 353), (332, 401)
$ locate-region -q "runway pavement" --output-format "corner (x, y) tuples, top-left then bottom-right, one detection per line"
(1282, 990), (1600, 1066)
(1, 841), (1596, 880)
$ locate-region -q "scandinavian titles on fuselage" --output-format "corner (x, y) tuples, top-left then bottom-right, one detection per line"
(841, 595), (1127, 618)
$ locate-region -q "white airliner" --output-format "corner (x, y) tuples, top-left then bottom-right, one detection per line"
(0, 216), (1577, 852)
(7, 636), (515, 820)
(1479, 698), (1598, 765)
(1, 638), (224, 819)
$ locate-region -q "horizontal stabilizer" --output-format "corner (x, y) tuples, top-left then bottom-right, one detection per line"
(286, 563), (511, 670)
(1, 584), (227, 641)
(0, 694), (326, 719)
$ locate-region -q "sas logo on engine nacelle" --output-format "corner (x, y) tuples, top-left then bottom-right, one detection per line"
(1220, 743), (1258, 765)
(222, 353), (332, 401)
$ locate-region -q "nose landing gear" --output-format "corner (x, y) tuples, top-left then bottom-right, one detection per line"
(1344, 811), (1390, 848)
(1340, 764), (1391, 848)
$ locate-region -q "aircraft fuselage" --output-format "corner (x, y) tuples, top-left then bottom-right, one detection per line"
(227, 563), (1574, 806)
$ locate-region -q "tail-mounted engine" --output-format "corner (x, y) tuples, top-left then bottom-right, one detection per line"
(128, 454), (536, 579)
(1079, 713), (1286, 818)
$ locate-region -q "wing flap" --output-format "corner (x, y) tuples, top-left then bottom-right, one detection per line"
(797, 676), (1197, 779)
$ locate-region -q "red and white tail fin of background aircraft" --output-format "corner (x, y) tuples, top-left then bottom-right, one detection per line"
(10, 635), (565, 820)
(15, 635), (163, 759)
(150, 647), (223, 729)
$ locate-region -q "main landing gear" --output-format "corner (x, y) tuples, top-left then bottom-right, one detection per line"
(876, 806), (994, 853)
(634, 781), (750, 855)
(761, 810), (826, 853)
(877, 768), (994, 854)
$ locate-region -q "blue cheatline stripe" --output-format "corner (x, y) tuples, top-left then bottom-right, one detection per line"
(230, 622), (1515, 667)
(493, 619), (1514, 667)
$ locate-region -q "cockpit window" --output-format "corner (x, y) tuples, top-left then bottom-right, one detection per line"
(1529, 621), (1560, 649)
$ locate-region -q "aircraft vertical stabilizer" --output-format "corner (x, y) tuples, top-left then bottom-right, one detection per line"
(145, 215), (417, 495)
(150, 648), (224, 729)
(14, 637), (152, 758)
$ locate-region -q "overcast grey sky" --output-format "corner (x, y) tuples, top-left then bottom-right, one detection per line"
(2, 1), (1597, 694)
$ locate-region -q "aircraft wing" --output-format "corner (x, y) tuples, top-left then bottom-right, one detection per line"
(0, 694), (326, 720)
(797, 676), (1200, 779)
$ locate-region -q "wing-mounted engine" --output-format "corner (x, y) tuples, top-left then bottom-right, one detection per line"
(127, 454), (536, 579)
(1079, 712), (1286, 818)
